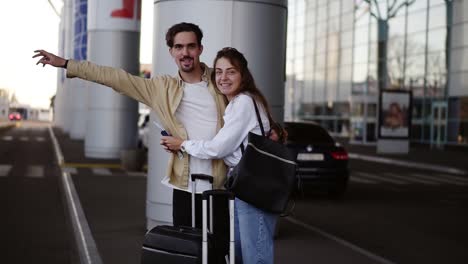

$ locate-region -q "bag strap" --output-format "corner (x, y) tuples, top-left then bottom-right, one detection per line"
(239, 97), (266, 154)
(251, 97), (266, 137)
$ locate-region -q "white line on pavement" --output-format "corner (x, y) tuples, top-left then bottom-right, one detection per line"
(25, 165), (44, 178)
(0, 164), (12, 177)
(350, 175), (378, 184)
(383, 172), (440, 185)
(285, 217), (397, 264)
(126, 171), (147, 177)
(411, 173), (468, 186)
(355, 172), (409, 185)
(92, 168), (112, 176)
(62, 167), (78, 174)
(49, 126), (103, 264)
(437, 173), (468, 183)
(349, 153), (467, 176)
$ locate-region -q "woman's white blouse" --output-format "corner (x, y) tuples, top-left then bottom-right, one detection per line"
(182, 93), (270, 167)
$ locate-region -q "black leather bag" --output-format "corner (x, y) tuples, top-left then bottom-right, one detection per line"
(225, 98), (297, 214)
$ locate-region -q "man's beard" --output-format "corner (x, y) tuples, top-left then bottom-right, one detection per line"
(180, 56), (195, 72)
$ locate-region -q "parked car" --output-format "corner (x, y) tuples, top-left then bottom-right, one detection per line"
(283, 121), (349, 197)
(8, 112), (22, 121)
(138, 114), (150, 150)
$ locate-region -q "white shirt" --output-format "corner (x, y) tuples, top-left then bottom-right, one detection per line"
(161, 81), (218, 193)
(182, 93), (270, 167)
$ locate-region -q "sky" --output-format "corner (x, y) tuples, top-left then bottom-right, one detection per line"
(0, 0), (153, 109)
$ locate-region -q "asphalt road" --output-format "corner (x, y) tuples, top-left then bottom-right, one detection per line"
(286, 159), (468, 264)
(0, 121), (73, 263)
(2, 121), (468, 264)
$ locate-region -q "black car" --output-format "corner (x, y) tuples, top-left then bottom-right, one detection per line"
(284, 121), (349, 197)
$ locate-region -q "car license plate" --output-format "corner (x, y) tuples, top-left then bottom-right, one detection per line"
(297, 153), (324, 161)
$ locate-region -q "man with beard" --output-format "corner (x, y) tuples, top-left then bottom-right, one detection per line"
(33, 22), (227, 229)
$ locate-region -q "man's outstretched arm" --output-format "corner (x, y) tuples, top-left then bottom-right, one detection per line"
(32, 49), (163, 109)
(33, 50), (68, 68)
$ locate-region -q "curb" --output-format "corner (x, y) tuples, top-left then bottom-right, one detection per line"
(48, 126), (103, 264)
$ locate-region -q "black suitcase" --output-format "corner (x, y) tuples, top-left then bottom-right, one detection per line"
(141, 174), (234, 264)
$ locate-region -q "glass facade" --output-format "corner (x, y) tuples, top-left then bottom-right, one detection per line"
(285, 0), (468, 147)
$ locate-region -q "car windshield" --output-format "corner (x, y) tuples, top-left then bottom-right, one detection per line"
(285, 123), (334, 144)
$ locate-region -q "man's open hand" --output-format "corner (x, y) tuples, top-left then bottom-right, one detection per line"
(33, 50), (67, 68)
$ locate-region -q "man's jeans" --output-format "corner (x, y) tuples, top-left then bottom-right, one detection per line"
(234, 198), (278, 264)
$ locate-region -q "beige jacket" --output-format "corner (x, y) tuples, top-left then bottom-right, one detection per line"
(67, 60), (228, 189)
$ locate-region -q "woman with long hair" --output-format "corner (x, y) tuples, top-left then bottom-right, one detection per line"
(162, 47), (278, 264)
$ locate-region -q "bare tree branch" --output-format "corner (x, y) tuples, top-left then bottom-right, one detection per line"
(389, 0), (416, 19)
(372, 0), (382, 19)
(356, 0), (368, 10)
(388, 0), (398, 12)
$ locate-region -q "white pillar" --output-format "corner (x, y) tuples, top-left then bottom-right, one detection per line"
(54, 5), (66, 128)
(70, 0), (88, 140)
(146, 0), (287, 229)
(85, 0), (141, 158)
(61, 0), (74, 133)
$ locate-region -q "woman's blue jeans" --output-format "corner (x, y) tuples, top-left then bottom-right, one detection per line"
(234, 198), (278, 264)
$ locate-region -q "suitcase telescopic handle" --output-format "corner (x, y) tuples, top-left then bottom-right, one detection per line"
(191, 174), (214, 228)
(191, 174), (214, 184)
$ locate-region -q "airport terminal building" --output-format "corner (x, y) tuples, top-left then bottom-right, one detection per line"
(285, 0), (468, 148)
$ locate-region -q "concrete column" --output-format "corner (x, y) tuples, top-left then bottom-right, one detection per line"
(54, 6), (66, 128)
(62, 0), (74, 133)
(85, 0), (141, 158)
(70, 0), (88, 140)
(147, 0), (287, 228)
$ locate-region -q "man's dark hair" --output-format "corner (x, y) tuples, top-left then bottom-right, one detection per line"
(166, 22), (203, 48)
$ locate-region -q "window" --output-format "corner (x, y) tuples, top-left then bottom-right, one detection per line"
(427, 28), (447, 52)
(354, 44), (369, 64)
(407, 9), (427, 34)
(428, 4), (447, 29)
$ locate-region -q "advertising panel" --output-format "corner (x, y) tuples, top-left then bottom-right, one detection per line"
(379, 90), (412, 139)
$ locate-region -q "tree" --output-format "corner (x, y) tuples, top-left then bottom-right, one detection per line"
(358, 0), (416, 90)
(0, 88), (9, 100)
(9, 92), (18, 104)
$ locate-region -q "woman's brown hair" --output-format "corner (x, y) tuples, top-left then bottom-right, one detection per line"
(211, 47), (274, 124)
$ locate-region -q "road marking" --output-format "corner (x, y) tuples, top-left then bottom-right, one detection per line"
(411, 173), (468, 186)
(63, 167), (78, 174)
(285, 217), (397, 264)
(383, 172), (440, 186)
(62, 163), (121, 169)
(92, 168), (112, 176)
(20, 136), (29, 141)
(438, 173), (468, 183)
(2, 136), (13, 141)
(0, 165), (12, 177)
(25, 165), (44, 178)
(349, 153), (467, 175)
(355, 172), (408, 185)
(48, 126), (103, 264)
(350, 175), (378, 184)
(126, 171), (146, 177)
(36, 137), (45, 142)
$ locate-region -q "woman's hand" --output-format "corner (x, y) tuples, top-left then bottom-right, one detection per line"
(161, 136), (184, 151)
